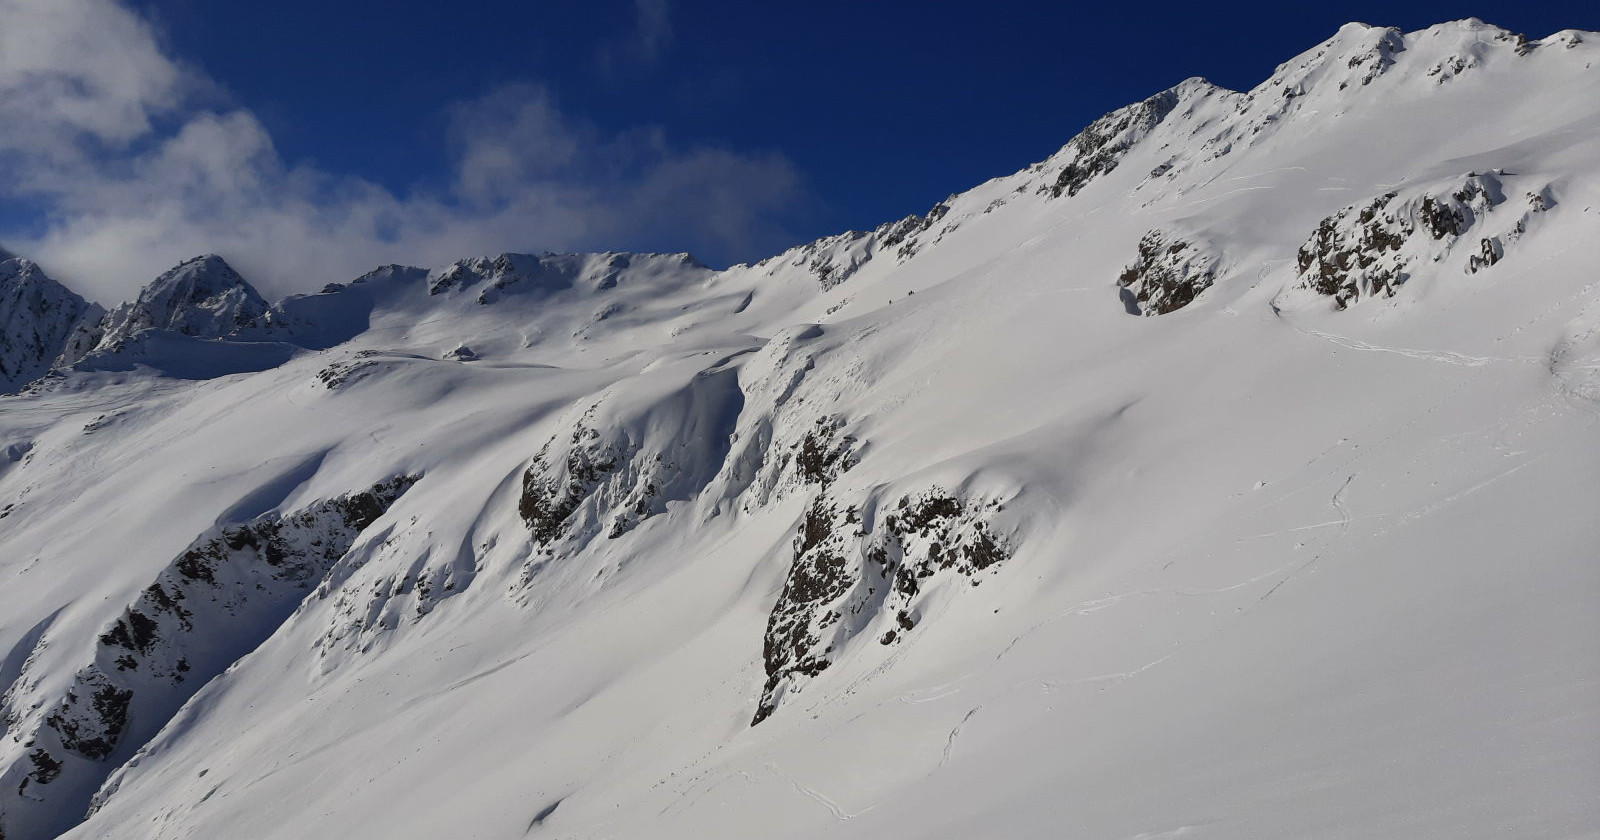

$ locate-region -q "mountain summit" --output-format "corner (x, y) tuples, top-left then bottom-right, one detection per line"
(1, 20), (1597, 840)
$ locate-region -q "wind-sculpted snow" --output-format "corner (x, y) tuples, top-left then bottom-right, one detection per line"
(0, 477), (415, 840)
(0, 18), (1598, 840)
(517, 356), (746, 564)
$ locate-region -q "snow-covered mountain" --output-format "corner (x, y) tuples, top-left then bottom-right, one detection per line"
(0, 257), (97, 394)
(2, 19), (1598, 840)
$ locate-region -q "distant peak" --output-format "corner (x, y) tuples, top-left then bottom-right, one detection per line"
(1435, 17), (1494, 30)
(142, 254), (259, 299)
(167, 253), (239, 276)
(1171, 76), (1226, 96)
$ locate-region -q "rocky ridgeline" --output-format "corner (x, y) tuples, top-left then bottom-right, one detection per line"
(766, 200), (954, 292)
(1117, 229), (1222, 315)
(1043, 87), (1184, 199)
(65, 256), (269, 364)
(426, 251), (707, 304)
(1291, 171), (1546, 308)
(0, 477), (416, 840)
(1145, 23), (1573, 191)
(1, 250), (716, 396)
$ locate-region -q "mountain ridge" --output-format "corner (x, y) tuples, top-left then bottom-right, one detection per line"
(1, 18), (1597, 840)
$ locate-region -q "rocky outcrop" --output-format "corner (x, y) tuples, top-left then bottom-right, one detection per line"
(1289, 172), (1541, 309)
(1117, 230), (1222, 315)
(0, 477), (416, 840)
(753, 487), (1010, 725)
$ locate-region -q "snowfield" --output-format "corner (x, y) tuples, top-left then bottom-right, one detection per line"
(1, 19), (1598, 840)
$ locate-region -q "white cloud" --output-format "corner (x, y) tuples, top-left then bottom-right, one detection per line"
(0, 0), (802, 304)
(0, 0), (198, 166)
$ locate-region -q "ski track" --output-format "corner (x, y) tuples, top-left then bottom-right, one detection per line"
(1290, 324), (1543, 367)
(767, 762), (858, 822)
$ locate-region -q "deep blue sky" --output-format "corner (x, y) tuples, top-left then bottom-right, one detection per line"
(128, 0), (1595, 253)
(5, 0), (1592, 296)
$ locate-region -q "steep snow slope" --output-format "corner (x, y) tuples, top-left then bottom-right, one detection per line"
(1, 19), (1598, 840)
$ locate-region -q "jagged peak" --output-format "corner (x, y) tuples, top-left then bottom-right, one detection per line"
(1170, 75), (1228, 97)
(1417, 17), (1508, 36)
(0, 255), (84, 302)
(142, 254), (256, 296)
(0, 256), (94, 393)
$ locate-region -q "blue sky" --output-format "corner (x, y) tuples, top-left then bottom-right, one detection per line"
(2, 0), (1595, 300)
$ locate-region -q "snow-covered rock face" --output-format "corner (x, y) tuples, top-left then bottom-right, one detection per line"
(754, 485), (1009, 725)
(2, 19), (1600, 840)
(516, 358), (745, 557)
(1043, 85), (1188, 199)
(0, 258), (95, 393)
(427, 251), (708, 304)
(755, 200), (953, 293)
(0, 478), (415, 840)
(79, 255), (269, 359)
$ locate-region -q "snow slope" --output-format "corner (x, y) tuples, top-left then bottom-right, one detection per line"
(1, 19), (1597, 840)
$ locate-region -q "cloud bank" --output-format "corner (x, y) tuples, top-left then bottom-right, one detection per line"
(0, 0), (803, 303)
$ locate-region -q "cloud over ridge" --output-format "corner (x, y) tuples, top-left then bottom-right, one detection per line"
(0, 0), (803, 302)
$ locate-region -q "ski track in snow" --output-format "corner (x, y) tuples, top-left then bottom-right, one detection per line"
(1289, 324), (1543, 367)
(939, 707), (982, 767)
(766, 762), (863, 822)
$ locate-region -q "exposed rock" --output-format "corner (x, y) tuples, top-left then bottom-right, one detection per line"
(1340, 26), (1406, 89)
(1117, 230), (1221, 315)
(753, 487), (1010, 725)
(766, 199), (957, 294)
(791, 416), (857, 488)
(516, 362), (744, 567)
(1047, 87), (1183, 199)
(425, 252), (708, 304)
(519, 406), (624, 547)
(81, 255), (269, 357)
(0, 257), (95, 394)
(1290, 172), (1524, 308)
